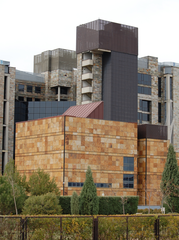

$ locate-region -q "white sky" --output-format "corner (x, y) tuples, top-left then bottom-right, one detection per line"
(1, 0), (179, 72)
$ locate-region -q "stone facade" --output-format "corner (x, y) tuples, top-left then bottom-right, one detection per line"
(77, 53), (82, 105)
(173, 67), (179, 152)
(15, 80), (45, 101)
(138, 138), (169, 205)
(15, 116), (138, 197)
(92, 53), (102, 102)
(0, 64), (15, 173)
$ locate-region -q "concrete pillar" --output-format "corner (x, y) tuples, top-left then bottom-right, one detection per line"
(58, 86), (60, 101)
(165, 74), (172, 142)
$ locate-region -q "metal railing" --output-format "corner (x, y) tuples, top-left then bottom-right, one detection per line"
(0, 214), (179, 239)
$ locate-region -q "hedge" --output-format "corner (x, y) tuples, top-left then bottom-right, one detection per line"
(59, 196), (139, 215)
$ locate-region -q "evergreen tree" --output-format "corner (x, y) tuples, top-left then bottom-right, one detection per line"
(71, 191), (79, 215)
(161, 144), (179, 211)
(80, 166), (99, 215)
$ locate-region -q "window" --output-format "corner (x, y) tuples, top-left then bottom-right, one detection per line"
(18, 96), (24, 102)
(27, 97), (32, 102)
(35, 98), (40, 101)
(35, 86), (41, 94)
(123, 157), (134, 171)
(68, 182), (112, 188)
(158, 78), (161, 97)
(138, 73), (151, 86)
(138, 112), (150, 123)
(18, 84), (24, 92)
(27, 85), (33, 93)
(60, 87), (68, 95)
(140, 100), (150, 112)
(158, 103), (161, 123)
(123, 174), (134, 188)
(138, 86), (151, 95)
(170, 77), (172, 100)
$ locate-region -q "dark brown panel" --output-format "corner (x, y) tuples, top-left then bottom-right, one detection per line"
(138, 124), (167, 140)
(76, 19), (138, 55)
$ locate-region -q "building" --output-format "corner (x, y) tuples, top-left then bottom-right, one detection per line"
(1, 19), (179, 206)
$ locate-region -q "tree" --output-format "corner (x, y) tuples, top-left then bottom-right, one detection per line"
(160, 144), (179, 212)
(28, 169), (60, 196)
(120, 196), (128, 214)
(22, 192), (62, 215)
(80, 166), (99, 215)
(4, 159), (27, 215)
(71, 191), (79, 215)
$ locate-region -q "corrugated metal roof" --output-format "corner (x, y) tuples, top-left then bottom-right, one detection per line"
(62, 101), (103, 118)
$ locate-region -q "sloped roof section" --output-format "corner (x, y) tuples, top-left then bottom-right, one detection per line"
(62, 101), (103, 119)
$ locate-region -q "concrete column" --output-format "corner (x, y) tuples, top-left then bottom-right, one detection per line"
(165, 75), (172, 141)
(58, 86), (60, 101)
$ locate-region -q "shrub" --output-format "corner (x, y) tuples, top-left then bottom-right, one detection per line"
(71, 191), (79, 215)
(22, 192), (62, 215)
(59, 196), (71, 214)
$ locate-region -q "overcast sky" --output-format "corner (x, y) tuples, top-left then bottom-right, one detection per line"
(1, 0), (179, 72)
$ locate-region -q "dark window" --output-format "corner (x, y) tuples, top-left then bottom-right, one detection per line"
(138, 73), (151, 86)
(18, 96), (24, 102)
(56, 87), (58, 95)
(170, 77), (172, 100)
(123, 174), (134, 188)
(142, 113), (150, 121)
(138, 86), (151, 95)
(158, 78), (161, 97)
(5, 65), (9, 74)
(4, 76), (7, 99)
(138, 112), (142, 124)
(18, 84), (24, 92)
(35, 86), (41, 94)
(158, 103), (161, 123)
(164, 77), (166, 100)
(27, 85), (33, 93)
(68, 182), (112, 188)
(35, 98), (40, 101)
(140, 100), (150, 112)
(27, 97), (32, 102)
(123, 157), (134, 171)
(60, 87), (68, 95)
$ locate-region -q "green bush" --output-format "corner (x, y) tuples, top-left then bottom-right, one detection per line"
(98, 196), (139, 215)
(60, 196), (138, 215)
(59, 196), (71, 214)
(22, 192), (62, 215)
(71, 191), (79, 215)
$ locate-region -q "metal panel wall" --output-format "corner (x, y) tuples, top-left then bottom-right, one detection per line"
(103, 51), (137, 123)
(76, 19), (138, 55)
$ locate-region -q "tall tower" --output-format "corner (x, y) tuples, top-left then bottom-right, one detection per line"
(76, 19), (138, 123)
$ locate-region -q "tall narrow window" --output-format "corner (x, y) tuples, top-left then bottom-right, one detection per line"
(123, 174), (134, 188)
(170, 77), (173, 100)
(158, 103), (161, 123)
(123, 157), (134, 171)
(158, 77), (161, 97)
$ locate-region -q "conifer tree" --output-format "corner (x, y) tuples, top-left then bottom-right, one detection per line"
(71, 191), (79, 215)
(80, 166), (99, 215)
(161, 144), (179, 211)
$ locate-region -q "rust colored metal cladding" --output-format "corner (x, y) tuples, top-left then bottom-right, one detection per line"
(76, 19), (138, 55)
(138, 124), (167, 140)
(62, 101), (103, 119)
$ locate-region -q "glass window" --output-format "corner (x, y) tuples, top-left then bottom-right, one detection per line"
(35, 98), (40, 101)
(158, 103), (161, 123)
(27, 97), (32, 102)
(123, 174), (134, 188)
(140, 100), (150, 112)
(35, 86), (41, 94)
(18, 96), (24, 102)
(123, 157), (134, 171)
(142, 113), (150, 121)
(138, 73), (151, 86)
(60, 87), (68, 95)
(18, 84), (24, 92)
(158, 78), (161, 97)
(138, 86), (151, 95)
(170, 77), (173, 100)
(27, 85), (33, 93)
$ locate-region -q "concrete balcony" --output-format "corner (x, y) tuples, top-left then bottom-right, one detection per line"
(82, 73), (93, 80)
(82, 87), (92, 94)
(82, 59), (93, 67)
(82, 101), (92, 105)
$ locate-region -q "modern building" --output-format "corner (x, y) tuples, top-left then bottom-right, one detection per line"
(1, 19), (179, 206)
